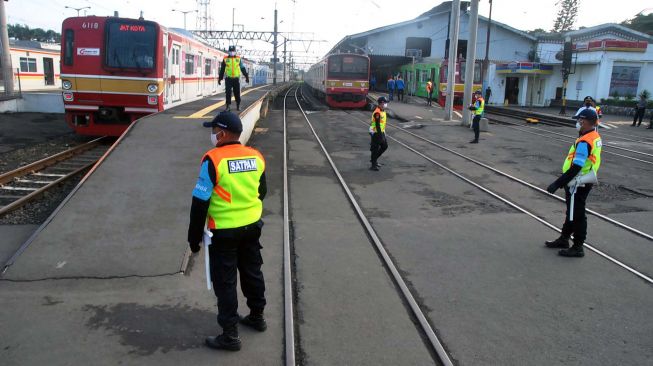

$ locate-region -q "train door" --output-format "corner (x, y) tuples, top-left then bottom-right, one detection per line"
(43, 58), (54, 85)
(163, 34), (168, 105)
(197, 52), (203, 96)
(213, 56), (218, 92)
(171, 44), (181, 102)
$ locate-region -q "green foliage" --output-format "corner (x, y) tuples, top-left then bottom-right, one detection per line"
(621, 13), (653, 36)
(610, 90), (620, 98)
(8, 24), (61, 43)
(639, 89), (650, 100)
(624, 92), (635, 101)
(552, 0), (579, 32)
(600, 98), (653, 108)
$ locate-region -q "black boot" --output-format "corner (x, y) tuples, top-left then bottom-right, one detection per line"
(205, 325), (241, 351)
(225, 104), (231, 111)
(369, 164), (379, 171)
(559, 242), (585, 257)
(240, 309), (267, 332)
(237, 103), (241, 111)
(545, 236), (569, 249)
(469, 139), (478, 144)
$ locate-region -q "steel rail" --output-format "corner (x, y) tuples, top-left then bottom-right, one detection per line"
(0, 137), (105, 185)
(348, 115), (652, 284)
(282, 86), (296, 366)
(295, 87), (454, 366)
(488, 117), (653, 166)
(384, 121), (653, 242)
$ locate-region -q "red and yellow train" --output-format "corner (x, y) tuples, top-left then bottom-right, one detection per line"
(60, 16), (257, 136)
(305, 53), (370, 108)
(438, 59), (482, 110)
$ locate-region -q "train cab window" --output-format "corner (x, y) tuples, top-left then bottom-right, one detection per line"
(459, 63), (482, 83)
(328, 55), (368, 80)
(64, 29), (74, 66)
(105, 20), (157, 70)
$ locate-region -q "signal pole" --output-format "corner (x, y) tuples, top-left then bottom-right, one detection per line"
(444, 0), (461, 121)
(462, 0), (480, 126)
(0, 0), (14, 95)
(273, 8), (278, 85)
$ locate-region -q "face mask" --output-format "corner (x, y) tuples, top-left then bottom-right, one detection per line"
(229, 51), (235, 56)
(382, 103), (388, 109)
(575, 121), (581, 131)
(584, 102), (591, 107)
(211, 132), (219, 146)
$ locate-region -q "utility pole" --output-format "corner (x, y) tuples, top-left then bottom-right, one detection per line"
(0, 0), (14, 94)
(172, 9), (196, 30)
(273, 8), (278, 85)
(462, 0), (480, 126)
(65, 6), (91, 16)
(482, 0), (493, 85)
(283, 39), (287, 82)
(444, 0), (461, 121)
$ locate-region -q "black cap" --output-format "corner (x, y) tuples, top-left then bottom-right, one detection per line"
(576, 108), (598, 121)
(377, 96), (388, 104)
(228, 45), (236, 52)
(203, 111), (243, 133)
(583, 95), (593, 101)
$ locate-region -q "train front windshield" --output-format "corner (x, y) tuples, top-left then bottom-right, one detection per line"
(328, 55), (369, 80)
(105, 20), (157, 70)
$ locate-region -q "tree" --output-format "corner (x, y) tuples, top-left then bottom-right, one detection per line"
(7, 24), (61, 43)
(621, 13), (653, 36)
(527, 28), (547, 35)
(551, 0), (579, 33)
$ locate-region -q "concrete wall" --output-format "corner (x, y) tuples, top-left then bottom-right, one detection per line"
(0, 92), (64, 113)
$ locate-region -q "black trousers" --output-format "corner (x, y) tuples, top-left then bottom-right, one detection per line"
(224, 77), (241, 107)
(397, 89), (404, 101)
(633, 107), (645, 125)
(370, 132), (388, 165)
(427, 91), (433, 105)
(472, 114), (481, 141)
(561, 185), (592, 244)
(209, 222), (266, 328)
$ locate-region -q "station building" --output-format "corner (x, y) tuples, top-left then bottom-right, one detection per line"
(330, 1), (653, 107)
(8, 40), (61, 92)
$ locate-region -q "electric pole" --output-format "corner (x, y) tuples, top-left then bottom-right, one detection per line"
(0, 0), (14, 95)
(65, 6), (90, 16)
(462, 0), (480, 126)
(444, 0), (461, 121)
(172, 9), (196, 30)
(482, 0), (493, 85)
(273, 8), (278, 85)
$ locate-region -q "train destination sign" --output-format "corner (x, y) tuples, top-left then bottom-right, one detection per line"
(118, 24), (148, 32)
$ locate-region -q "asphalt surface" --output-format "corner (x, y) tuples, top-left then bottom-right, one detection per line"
(1, 84), (651, 365)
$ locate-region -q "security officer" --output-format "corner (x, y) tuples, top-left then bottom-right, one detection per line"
(219, 46), (250, 111)
(188, 111), (267, 351)
(425, 79), (434, 106)
(369, 96), (389, 171)
(545, 108), (602, 257)
(468, 90), (484, 143)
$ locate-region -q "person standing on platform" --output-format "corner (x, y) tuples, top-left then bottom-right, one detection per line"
(369, 96), (389, 171)
(396, 75), (405, 102)
(219, 46), (249, 112)
(426, 79), (434, 106)
(545, 108), (602, 258)
(188, 111), (268, 351)
(387, 76), (395, 101)
(484, 86), (492, 105)
(370, 75), (376, 91)
(468, 90), (484, 143)
(633, 94), (647, 127)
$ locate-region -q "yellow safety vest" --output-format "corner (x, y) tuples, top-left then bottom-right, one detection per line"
(204, 144), (265, 229)
(224, 56), (241, 78)
(562, 130), (602, 175)
(474, 97), (485, 115)
(370, 107), (387, 133)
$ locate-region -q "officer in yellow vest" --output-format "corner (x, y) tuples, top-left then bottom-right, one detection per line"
(219, 46), (250, 111)
(188, 111), (267, 351)
(545, 108), (602, 257)
(468, 90), (484, 143)
(369, 96), (389, 171)
(426, 79), (434, 106)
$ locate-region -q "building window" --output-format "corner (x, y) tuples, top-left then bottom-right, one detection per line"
(185, 54), (195, 75)
(19, 57), (37, 72)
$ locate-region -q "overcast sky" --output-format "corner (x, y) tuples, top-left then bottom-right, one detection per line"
(6, 0), (650, 64)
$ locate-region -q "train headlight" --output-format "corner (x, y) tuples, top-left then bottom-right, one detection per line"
(62, 80), (72, 90)
(147, 83), (158, 93)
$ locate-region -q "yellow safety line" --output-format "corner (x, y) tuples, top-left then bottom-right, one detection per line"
(173, 85), (269, 119)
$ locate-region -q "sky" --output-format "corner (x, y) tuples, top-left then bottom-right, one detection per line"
(6, 0), (650, 65)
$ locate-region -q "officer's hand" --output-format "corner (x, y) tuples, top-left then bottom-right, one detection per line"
(218, 79), (222, 86)
(189, 242), (201, 253)
(546, 182), (559, 194)
(245, 77), (249, 84)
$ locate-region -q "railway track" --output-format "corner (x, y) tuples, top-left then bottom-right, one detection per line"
(337, 111), (653, 285)
(0, 137), (110, 216)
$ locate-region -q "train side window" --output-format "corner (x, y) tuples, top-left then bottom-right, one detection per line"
(64, 29), (74, 66)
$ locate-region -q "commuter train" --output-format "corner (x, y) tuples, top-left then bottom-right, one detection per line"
(60, 16), (263, 136)
(305, 53), (370, 108)
(438, 60), (482, 109)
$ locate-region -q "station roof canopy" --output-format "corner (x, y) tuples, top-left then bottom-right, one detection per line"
(536, 23), (653, 43)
